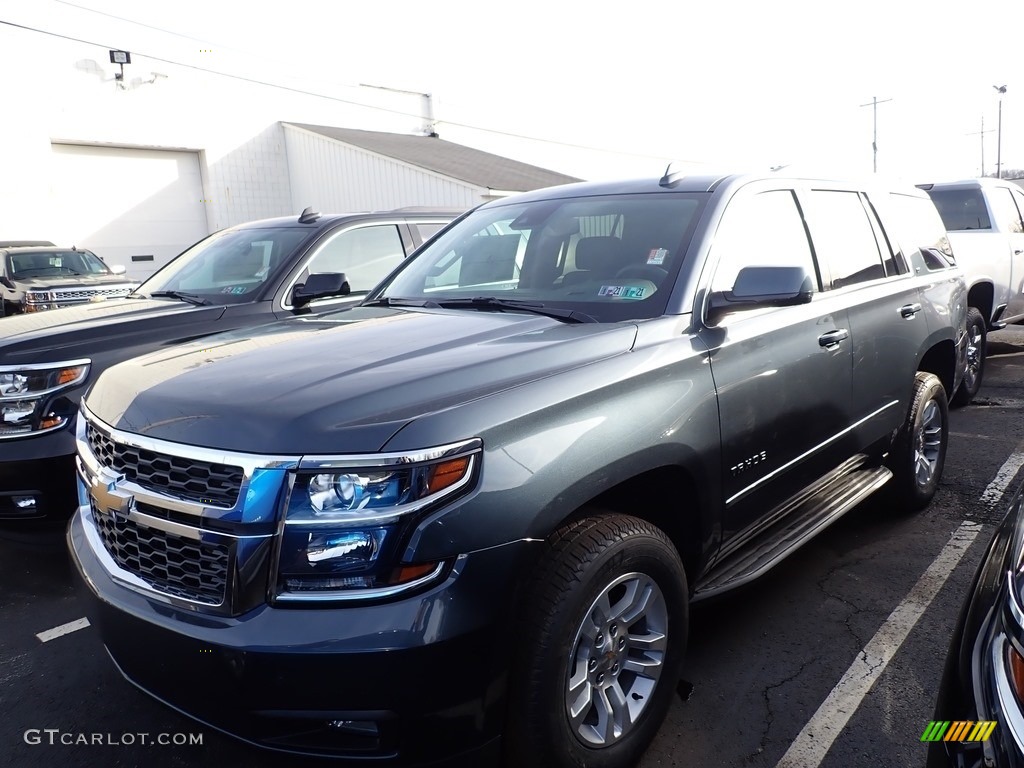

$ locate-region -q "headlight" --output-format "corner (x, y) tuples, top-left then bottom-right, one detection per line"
(0, 361), (90, 438)
(274, 440), (480, 600)
(24, 291), (54, 312)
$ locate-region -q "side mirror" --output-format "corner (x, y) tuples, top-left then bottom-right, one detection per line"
(109, 264), (127, 275)
(707, 265), (813, 323)
(0, 276), (14, 290)
(292, 272), (350, 307)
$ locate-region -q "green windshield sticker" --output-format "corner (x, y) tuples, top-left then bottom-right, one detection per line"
(599, 285), (646, 299)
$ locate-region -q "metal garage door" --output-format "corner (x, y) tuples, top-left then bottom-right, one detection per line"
(49, 144), (209, 280)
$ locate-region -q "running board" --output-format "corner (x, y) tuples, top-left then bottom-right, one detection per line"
(692, 466), (892, 601)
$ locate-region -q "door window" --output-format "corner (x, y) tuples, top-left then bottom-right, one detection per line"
(709, 189), (818, 295)
(304, 225), (406, 293)
(991, 187), (1024, 234)
(805, 190), (886, 289)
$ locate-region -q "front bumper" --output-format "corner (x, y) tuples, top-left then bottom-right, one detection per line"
(69, 507), (538, 765)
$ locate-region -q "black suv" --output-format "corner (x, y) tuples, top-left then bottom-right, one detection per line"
(69, 174), (967, 767)
(0, 208), (458, 527)
(0, 243), (137, 315)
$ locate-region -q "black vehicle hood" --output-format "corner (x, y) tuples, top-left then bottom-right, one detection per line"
(13, 274), (135, 291)
(86, 306), (638, 454)
(0, 299), (224, 366)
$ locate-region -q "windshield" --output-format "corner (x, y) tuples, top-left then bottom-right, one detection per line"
(137, 226), (312, 304)
(375, 193), (706, 322)
(6, 249), (112, 278)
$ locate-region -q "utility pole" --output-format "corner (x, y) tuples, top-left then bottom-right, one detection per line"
(994, 85), (1007, 179)
(859, 96), (893, 173)
(966, 116), (994, 176)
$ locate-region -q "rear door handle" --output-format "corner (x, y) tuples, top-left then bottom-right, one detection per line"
(818, 329), (849, 348)
(900, 303), (922, 318)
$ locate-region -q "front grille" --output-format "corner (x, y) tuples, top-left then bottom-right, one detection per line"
(92, 503), (229, 604)
(52, 286), (134, 302)
(86, 423), (244, 508)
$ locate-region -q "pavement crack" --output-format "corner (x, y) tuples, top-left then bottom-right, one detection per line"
(747, 656), (817, 763)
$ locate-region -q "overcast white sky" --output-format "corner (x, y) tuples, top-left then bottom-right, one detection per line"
(3, 0), (1022, 182)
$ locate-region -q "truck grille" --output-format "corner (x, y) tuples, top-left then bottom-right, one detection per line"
(92, 502), (229, 605)
(86, 424), (244, 508)
(52, 286), (134, 302)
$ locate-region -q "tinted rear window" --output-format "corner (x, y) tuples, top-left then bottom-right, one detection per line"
(925, 188), (991, 231)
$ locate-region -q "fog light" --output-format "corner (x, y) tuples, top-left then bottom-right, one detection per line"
(13, 496), (36, 509)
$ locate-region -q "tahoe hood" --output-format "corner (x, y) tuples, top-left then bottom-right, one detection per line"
(85, 306), (638, 454)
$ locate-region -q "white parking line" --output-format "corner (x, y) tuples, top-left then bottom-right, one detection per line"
(774, 520), (981, 768)
(36, 617), (91, 643)
(980, 450), (1024, 508)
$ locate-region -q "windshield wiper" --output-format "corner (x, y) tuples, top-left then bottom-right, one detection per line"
(361, 297), (440, 309)
(434, 297), (597, 324)
(147, 290), (211, 306)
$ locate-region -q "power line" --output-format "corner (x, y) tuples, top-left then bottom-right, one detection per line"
(0, 17), (707, 165)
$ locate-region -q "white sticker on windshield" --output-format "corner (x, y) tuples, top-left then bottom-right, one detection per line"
(647, 248), (668, 265)
(599, 285), (646, 299)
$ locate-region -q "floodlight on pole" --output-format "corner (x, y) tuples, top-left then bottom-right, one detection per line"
(994, 85), (1007, 179)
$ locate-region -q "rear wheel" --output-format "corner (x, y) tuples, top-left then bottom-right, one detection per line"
(505, 514), (688, 768)
(951, 307), (986, 407)
(886, 372), (948, 512)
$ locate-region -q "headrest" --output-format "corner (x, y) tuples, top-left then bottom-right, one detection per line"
(574, 236), (621, 270)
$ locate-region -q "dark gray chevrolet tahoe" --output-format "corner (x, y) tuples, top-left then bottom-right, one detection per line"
(69, 172), (968, 767)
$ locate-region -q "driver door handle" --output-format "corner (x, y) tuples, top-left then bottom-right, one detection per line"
(818, 329), (849, 348)
(900, 303), (922, 318)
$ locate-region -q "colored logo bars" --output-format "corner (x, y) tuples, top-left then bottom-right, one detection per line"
(921, 721), (997, 743)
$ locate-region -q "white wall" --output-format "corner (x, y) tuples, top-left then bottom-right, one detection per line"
(284, 125), (482, 213)
(0, 23), (427, 248)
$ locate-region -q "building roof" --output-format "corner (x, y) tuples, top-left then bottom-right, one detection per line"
(285, 123), (581, 193)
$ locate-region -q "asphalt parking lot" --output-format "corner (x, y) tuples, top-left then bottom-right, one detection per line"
(4, 328), (1024, 768)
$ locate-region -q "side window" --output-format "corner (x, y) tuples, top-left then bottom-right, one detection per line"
(305, 225), (406, 293)
(709, 189), (818, 294)
(887, 192), (955, 272)
(991, 187), (1024, 234)
(415, 222), (448, 244)
(805, 190), (886, 289)
(862, 194), (906, 275)
(1012, 188), (1024, 226)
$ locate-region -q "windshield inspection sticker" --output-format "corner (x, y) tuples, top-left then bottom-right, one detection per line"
(647, 248), (668, 265)
(599, 285), (646, 299)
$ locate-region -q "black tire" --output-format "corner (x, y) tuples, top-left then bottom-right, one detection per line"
(886, 372), (948, 512)
(951, 307), (986, 407)
(504, 514), (688, 768)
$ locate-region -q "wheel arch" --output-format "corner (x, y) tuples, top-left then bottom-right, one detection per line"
(967, 281), (995, 326)
(553, 464), (712, 592)
(918, 339), (958, 399)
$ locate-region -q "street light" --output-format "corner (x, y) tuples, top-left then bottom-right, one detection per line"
(994, 85), (1007, 179)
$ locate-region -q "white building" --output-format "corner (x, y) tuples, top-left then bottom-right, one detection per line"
(0, 24), (577, 279)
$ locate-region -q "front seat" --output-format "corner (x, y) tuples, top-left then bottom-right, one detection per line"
(562, 236), (621, 287)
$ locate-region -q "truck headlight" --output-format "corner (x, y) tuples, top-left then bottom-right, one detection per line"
(0, 361), (90, 437)
(24, 291), (54, 312)
(275, 439), (480, 600)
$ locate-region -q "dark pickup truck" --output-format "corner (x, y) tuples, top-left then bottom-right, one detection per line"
(0, 243), (137, 315)
(69, 173), (967, 768)
(0, 208), (457, 527)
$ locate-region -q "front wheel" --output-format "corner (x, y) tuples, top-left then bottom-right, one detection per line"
(951, 306), (986, 407)
(886, 371), (948, 512)
(505, 514), (688, 768)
